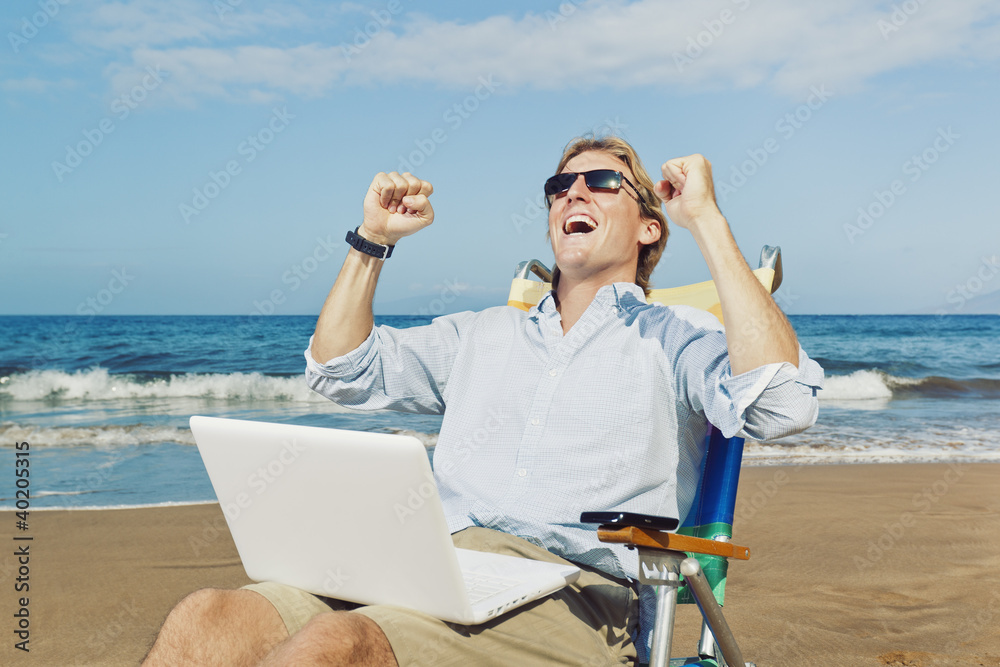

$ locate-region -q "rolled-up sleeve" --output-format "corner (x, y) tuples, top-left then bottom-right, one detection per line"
(304, 311), (478, 414)
(712, 346), (824, 440)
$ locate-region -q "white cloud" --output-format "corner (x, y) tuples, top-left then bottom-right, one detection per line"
(73, 0), (312, 50)
(75, 0), (1000, 105)
(105, 44), (345, 104)
(77, 0), (220, 48)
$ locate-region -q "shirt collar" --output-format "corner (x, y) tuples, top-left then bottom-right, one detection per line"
(535, 282), (648, 315)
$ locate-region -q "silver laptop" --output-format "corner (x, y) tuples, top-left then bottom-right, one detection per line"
(190, 416), (580, 624)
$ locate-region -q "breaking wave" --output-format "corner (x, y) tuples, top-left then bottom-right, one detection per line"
(0, 423), (196, 447)
(821, 370), (1000, 401)
(0, 368), (326, 403)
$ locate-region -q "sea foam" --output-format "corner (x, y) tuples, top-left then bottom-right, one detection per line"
(820, 369), (1000, 401)
(0, 367), (328, 403)
(0, 423), (196, 447)
(821, 370), (895, 400)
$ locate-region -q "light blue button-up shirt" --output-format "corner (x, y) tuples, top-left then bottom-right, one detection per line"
(305, 282), (823, 582)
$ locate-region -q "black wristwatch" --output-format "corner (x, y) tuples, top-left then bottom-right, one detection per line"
(345, 226), (394, 260)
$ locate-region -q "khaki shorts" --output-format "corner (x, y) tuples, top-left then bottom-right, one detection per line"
(244, 527), (639, 666)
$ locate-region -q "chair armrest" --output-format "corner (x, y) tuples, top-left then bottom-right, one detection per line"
(597, 526), (751, 561)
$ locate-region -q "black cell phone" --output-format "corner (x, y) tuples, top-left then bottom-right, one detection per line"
(579, 511), (679, 531)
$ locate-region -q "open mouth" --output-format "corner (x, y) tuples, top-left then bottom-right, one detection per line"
(563, 214), (598, 235)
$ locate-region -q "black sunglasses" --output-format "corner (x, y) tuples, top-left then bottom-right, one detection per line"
(544, 169), (641, 208)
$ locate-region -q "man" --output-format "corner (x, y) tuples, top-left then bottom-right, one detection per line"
(144, 136), (822, 666)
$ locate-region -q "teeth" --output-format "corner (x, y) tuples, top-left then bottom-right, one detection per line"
(564, 215), (597, 234)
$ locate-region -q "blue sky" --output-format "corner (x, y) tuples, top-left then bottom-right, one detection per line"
(2, 0), (999, 316)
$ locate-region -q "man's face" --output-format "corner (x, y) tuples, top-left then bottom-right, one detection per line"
(547, 150), (660, 288)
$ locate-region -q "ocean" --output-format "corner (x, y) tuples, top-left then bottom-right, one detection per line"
(1, 314), (998, 510)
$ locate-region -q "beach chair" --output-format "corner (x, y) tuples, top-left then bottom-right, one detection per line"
(507, 246), (783, 667)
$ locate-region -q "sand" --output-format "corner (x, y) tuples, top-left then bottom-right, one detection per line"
(2, 463), (999, 666)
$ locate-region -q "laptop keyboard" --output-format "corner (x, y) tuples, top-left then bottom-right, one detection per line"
(463, 572), (521, 604)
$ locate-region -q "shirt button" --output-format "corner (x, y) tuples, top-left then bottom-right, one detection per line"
(548, 369), (557, 377)
(531, 418), (540, 426)
(517, 469), (527, 477)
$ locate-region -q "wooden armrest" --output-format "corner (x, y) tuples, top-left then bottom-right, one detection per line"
(597, 526), (751, 561)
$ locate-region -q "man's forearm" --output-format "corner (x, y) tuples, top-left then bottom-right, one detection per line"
(310, 248), (384, 364)
(689, 211), (800, 375)
(310, 171), (434, 364)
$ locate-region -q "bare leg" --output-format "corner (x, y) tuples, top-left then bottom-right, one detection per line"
(143, 588), (288, 666)
(261, 611), (398, 667)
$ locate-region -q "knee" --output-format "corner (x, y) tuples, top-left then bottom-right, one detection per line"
(295, 613), (388, 662)
(144, 589), (250, 665)
(167, 588), (240, 628)
(174, 588), (225, 616)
